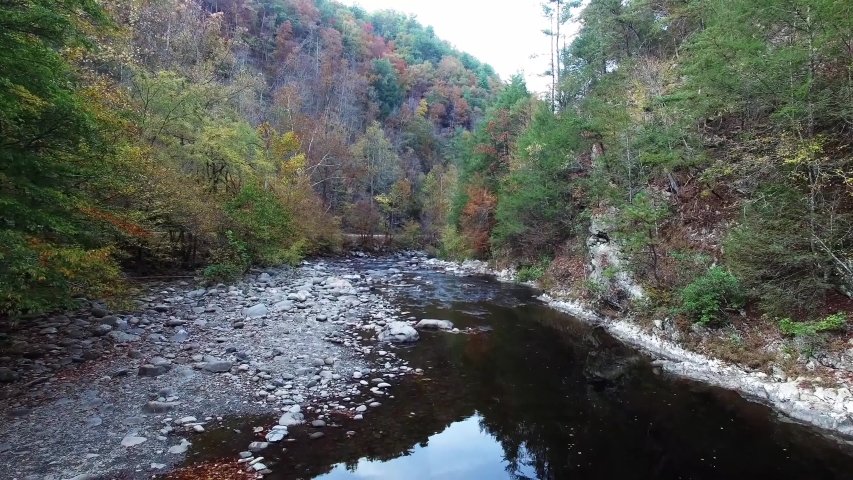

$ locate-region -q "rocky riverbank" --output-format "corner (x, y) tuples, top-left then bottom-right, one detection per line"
(0, 255), (435, 480)
(423, 257), (853, 441)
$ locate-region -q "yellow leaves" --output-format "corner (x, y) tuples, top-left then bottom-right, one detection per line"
(258, 122), (305, 180)
(779, 134), (827, 166)
(10, 84), (47, 114)
(273, 131), (302, 158)
(416, 98), (428, 118)
(280, 153), (306, 178)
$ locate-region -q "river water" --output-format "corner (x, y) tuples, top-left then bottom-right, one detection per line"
(187, 258), (853, 479)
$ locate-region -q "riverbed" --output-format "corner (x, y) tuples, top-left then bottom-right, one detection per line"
(176, 256), (853, 479)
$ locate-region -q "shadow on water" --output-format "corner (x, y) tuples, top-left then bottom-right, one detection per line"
(179, 259), (853, 479)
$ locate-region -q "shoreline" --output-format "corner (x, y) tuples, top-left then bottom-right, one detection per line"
(424, 257), (853, 441)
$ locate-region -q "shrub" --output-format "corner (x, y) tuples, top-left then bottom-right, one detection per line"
(679, 267), (745, 325)
(204, 230), (250, 284)
(516, 258), (551, 283)
(779, 312), (847, 336)
(397, 220), (422, 249)
(203, 263), (243, 284)
(439, 226), (472, 261)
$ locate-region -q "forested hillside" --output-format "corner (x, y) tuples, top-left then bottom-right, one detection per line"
(6, 0), (853, 352)
(445, 0), (853, 349)
(1, 0), (499, 314)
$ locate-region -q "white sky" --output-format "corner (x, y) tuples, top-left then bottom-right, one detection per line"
(339, 0), (578, 93)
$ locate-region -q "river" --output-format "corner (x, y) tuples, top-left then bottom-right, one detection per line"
(182, 257), (853, 479)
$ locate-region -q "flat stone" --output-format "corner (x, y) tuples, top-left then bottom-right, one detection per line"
(123, 416), (146, 425)
(121, 435), (147, 447)
(138, 364), (171, 377)
(266, 427), (288, 442)
(81, 398), (103, 410)
(309, 432), (325, 440)
(248, 441), (269, 452)
(9, 407), (31, 417)
(415, 319), (454, 330)
(168, 439), (191, 454)
(202, 361), (233, 373)
(142, 401), (180, 413)
(85, 416), (102, 427)
(311, 419), (326, 428)
(243, 304), (269, 318)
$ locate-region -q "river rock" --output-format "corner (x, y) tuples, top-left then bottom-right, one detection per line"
(168, 439), (191, 454)
(243, 304), (268, 318)
(278, 412), (305, 426)
(249, 441), (268, 452)
(121, 435), (147, 447)
(378, 322), (419, 343)
(142, 401), (180, 413)
(0, 367), (18, 383)
(138, 364), (171, 377)
(202, 361), (233, 373)
(266, 426), (288, 442)
(109, 331), (140, 343)
(416, 319), (454, 330)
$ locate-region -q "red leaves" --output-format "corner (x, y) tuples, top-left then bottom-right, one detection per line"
(460, 186), (497, 257)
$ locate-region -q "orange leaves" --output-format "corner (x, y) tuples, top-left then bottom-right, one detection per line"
(79, 206), (151, 238)
(460, 186), (498, 257)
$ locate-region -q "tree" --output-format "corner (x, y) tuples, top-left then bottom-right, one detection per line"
(370, 58), (404, 119)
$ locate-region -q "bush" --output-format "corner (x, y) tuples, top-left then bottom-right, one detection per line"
(779, 312), (847, 336)
(516, 258), (551, 283)
(397, 221), (422, 249)
(439, 226), (472, 261)
(204, 230), (250, 284)
(679, 267), (745, 325)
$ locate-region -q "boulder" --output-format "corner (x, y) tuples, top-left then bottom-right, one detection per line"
(378, 322), (419, 343)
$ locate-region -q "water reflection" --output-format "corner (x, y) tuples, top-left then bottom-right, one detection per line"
(317, 415), (531, 480)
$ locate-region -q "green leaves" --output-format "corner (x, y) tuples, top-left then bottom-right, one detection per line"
(679, 267), (745, 326)
(370, 58), (404, 119)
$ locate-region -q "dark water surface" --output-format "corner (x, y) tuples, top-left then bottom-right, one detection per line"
(187, 259), (853, 479)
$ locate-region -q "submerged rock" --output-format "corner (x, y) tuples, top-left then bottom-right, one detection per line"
(378, 322), (419, 343)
